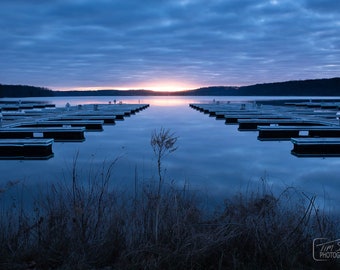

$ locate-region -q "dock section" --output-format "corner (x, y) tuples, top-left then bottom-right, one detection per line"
(0, 139), (54, 159)
(238, 119), (326, 131)
(0, 127), (86, 142)
(17, 120), (104, 131)
(190, 100), (340, 157)
(291, 138), (340, 157)
(0, 101), (149, 159)
(257, 126), (340, 141)
(0, 101), (55, 112)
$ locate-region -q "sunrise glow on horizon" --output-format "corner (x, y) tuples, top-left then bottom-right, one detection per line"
(57, 81), (202, 92)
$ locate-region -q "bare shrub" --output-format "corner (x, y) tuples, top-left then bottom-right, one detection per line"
(150, 128), (178, 243)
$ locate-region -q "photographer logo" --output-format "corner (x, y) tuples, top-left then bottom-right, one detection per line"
(313, 238), (340, 261)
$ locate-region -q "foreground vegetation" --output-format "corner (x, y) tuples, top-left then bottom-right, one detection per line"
(1, 174), (339, 269)
(0, 129), (339, 269)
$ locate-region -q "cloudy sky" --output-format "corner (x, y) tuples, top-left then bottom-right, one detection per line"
(0, 0), (339, 91)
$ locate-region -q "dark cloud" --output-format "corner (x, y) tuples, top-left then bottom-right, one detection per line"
(305, 0), (340, 14)
(0, 0), (339, 90)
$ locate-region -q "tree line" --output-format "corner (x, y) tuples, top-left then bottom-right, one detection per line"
(1, 77), (340, 97)
(0, 84), (54, 98)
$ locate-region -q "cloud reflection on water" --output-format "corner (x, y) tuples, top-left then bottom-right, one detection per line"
(1, 96), (340, 212)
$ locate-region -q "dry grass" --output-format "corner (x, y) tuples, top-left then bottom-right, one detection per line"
(1, 166), (339, 269)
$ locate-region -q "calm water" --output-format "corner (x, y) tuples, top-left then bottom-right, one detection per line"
(1, 96), (340, 211)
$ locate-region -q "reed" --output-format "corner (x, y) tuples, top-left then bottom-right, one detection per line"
(1, 173), (339, 269)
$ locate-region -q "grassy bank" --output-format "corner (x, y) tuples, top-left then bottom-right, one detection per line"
(1, 171), (339, 269)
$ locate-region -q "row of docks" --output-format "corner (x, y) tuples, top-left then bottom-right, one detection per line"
(285, 101), (340, 109)
(0, 102), (149, 160)
(190, 101), (340, 157)
(0, 100), (56, 111)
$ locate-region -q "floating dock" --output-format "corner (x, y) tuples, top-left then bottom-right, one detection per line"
(0, 102), (55, 111)
(238, 119), (326, 131)
(291, 138), (340, 157)
(190, 100), (340, 157)
(0, 127), (86, 142)
(285, 101), (340, 109)
(0, 139), (54, 159)
(0, 101), (150, 159)
(15, 120), (104, 131)
(258, 126), (340, 141)
(225, 114), (291, 124)
(55, 115), (116, 124)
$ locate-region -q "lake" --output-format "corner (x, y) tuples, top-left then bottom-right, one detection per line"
(1, 96), (340, 211)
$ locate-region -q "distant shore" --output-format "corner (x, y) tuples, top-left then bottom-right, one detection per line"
(1, 77), (340, 98)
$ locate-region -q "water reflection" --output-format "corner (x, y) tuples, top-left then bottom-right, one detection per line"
(0, 96), (200, 107)
(1, 96), (340, 213)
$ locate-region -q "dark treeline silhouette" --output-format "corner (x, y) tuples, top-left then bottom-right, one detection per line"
(1, 77), (340, 97)
(52, 77), (340, 96)
(0, 84), (53, 98)
(190, 77), (340, 96)
(52, 89), (164, 96)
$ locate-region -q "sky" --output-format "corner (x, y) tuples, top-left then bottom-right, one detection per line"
(0, 0), (339, 91)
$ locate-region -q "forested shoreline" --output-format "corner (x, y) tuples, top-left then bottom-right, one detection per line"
(1, 77), (339, 97)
